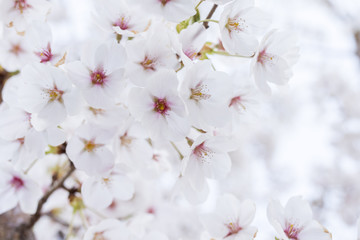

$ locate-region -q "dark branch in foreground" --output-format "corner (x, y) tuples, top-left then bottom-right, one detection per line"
(20, 161), (76, 231)
(203, 4), (218, 29)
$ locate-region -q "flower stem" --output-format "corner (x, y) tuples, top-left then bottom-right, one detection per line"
(65, 210), (76, 240)
(195, 0), (205, 10)
(199, 19), (219, 24)
(212, 51), (255, 58)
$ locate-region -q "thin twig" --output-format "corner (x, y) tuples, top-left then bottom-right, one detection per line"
(24, 161), (76, 229)
(203, 4), (218, 29)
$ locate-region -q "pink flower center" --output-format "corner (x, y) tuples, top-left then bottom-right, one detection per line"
(10, 176), (24, 190)
(113, 16), (130, 30)
(284, 224), (302, 240)
(193, 142), (213, 163)
(10, 43), (23, 56)
(91, 68), (107, 86)
(229, 96), (246, 111)
(14, 0), (31, 13)
(257, 49), (274, 65)
(36, 43), (53, 63)
(184, 49), (199, 60)
(160, 0), (171, 6)
(224, 221), (242, 238)
(140, 56), (157, 71)
(153, 97), (170, 116)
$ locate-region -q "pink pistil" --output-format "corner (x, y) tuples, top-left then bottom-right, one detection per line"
(140, 56), (157, 71)
(90, 68), (107, 86)
(257, 48), (274, 65)
(224, 221), (242, 238)
(35, 43), (53, 63)
(153, 97), (170, 116)
(113, 16), (130, 30)
(10, 176), (24, 190)
(14, 0), (31, 13)
(284, 223), (302, 240)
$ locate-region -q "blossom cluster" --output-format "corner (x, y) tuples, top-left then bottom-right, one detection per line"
(0, 0), (334, 239)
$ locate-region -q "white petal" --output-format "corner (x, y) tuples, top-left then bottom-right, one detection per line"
(108, 175), (134, 201)
(0, 186), (17, 214)
(18, 180), (42, 214)
(82, 177), (113, 209)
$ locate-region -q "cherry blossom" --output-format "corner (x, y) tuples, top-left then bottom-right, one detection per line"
(66, 123), (115, 176)
(66, 40), (127, 108)
(125, 24), (179, 87)
(94, 0), (150, 38)
(219, 0), (270, 56)
(267, 196), (332, 240)
(18, 63), (79, 128)
(114, 120), (154, 170)
(0, 27), (34, 72)
(139, 0), (196, 23)
(81, 169), (134, 210)
(252, 30), (300, 94)
(128, 69), (190, 141)
(201, 194), (257, 240)
(0, 0), (51, 32)
(180, 60), (233, 129)
(178, 22), (207, 65)
(0, 162), (42, 214)
(83, 219), (131, 240)
(182, 134), (235, 192)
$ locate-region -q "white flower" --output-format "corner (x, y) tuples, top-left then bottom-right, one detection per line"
(252, 30), (299, 94)
(18, 63), (80, 128)
(219, 0), (270, 56)
(0, 28), (35, 72)
(114, 121), (153, 170)
(128, 69), (190, 141)
(26, 21), (62, 65)
(178, 22), (207, 65)
(83, 219), (131, 240)
(139, 0), (196, 23)
(267, 196), (332, 240)
(201, 194), (257, 240)
(0, 162), (42, 214)
(81, 170), (134, 210)
(180, 60), (232, 129)
(182, 134), (235, 191)
(66, 40), (127, 108)
(66, 123), (115, 176)
(85, 105), (129, 128)
(125, 25), (179, 87)
(94, 0), (150, 38)
(0, 0), (51, 32)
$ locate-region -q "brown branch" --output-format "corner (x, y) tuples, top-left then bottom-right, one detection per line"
(203, 4), (218, 29)
(22, 161), (76, 230)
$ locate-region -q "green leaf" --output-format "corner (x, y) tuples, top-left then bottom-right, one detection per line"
(176, 18), (190, 33)
(191, 9), (201, 23)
